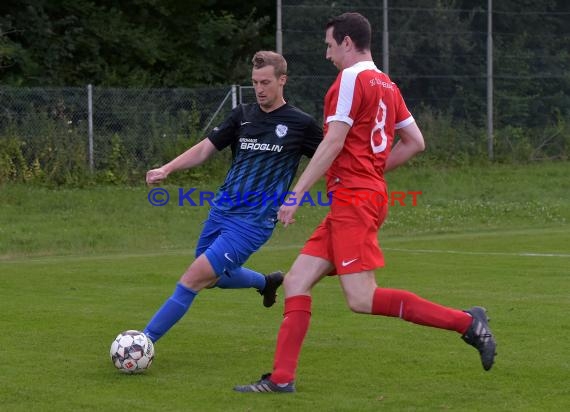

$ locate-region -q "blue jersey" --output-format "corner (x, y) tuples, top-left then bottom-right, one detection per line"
(207, 103), (322, 227)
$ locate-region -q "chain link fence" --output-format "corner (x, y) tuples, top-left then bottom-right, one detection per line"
(0, 86), (245, 184)
(281, 0), (569, 162)
(0, 84), (282, 184)
(281, 0), (569, 125)
(1, 2), (568, 185)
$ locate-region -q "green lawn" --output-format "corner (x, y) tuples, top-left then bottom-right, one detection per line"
(1, 162), (569, 411)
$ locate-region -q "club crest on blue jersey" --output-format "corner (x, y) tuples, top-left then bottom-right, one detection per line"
(275, 124), (288, 138)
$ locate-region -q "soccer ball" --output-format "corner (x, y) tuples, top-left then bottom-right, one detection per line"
(110, 330), (155, 373)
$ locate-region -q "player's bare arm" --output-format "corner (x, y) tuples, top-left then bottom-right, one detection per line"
(384, 121), (425, 173)
(146, 138), (218, 185)
(278, 121), (349, 226)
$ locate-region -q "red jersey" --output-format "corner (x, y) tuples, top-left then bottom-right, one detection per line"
(324, 61), (414, 192)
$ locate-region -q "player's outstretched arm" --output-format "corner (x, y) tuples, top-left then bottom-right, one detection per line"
(384, 121), (425, 173)
(146, 138), (218, 185)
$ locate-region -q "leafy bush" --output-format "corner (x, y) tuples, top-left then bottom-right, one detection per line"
(1, 103), (567, 186)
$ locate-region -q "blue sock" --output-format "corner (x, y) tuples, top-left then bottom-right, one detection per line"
(143, 283), (198, 342)
(215, 267), (266, 290)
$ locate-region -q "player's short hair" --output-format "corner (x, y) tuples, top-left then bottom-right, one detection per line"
(326, 12), (372, 52)
(252, 51), (288, 77)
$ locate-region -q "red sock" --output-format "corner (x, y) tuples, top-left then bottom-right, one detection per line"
(372, 288), (472, 334)
(270, 295), (312, 384)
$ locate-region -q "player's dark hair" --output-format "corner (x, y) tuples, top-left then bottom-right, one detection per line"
(326, 12), (371, 52)
(252, 51), (288, 77)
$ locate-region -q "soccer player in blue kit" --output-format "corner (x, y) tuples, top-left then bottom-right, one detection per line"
(142, 51), (323, 343)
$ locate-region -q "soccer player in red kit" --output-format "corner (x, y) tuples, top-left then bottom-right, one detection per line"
(235, 12), (496, 393)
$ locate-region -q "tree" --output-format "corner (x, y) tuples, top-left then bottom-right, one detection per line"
(0, 0), (274, 86)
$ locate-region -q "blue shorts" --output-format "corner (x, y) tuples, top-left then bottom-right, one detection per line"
(195, 211), (274, 277)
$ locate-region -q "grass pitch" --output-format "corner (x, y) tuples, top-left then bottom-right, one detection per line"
(1, 163), (569, 411)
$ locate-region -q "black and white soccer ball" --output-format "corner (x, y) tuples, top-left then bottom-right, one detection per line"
(110, 330), (155, 373)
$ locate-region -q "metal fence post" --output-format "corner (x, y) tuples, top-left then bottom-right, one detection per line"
(231, 85), (238, 108)
(276, 0), (283, 54)
(487, 0), (494, 161)
(201, 86), (234, 134)
(87, 84), (94, 172)
(383, 0), (389, 74)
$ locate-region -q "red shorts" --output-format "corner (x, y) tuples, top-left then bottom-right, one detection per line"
(301, 189), (388, 275)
